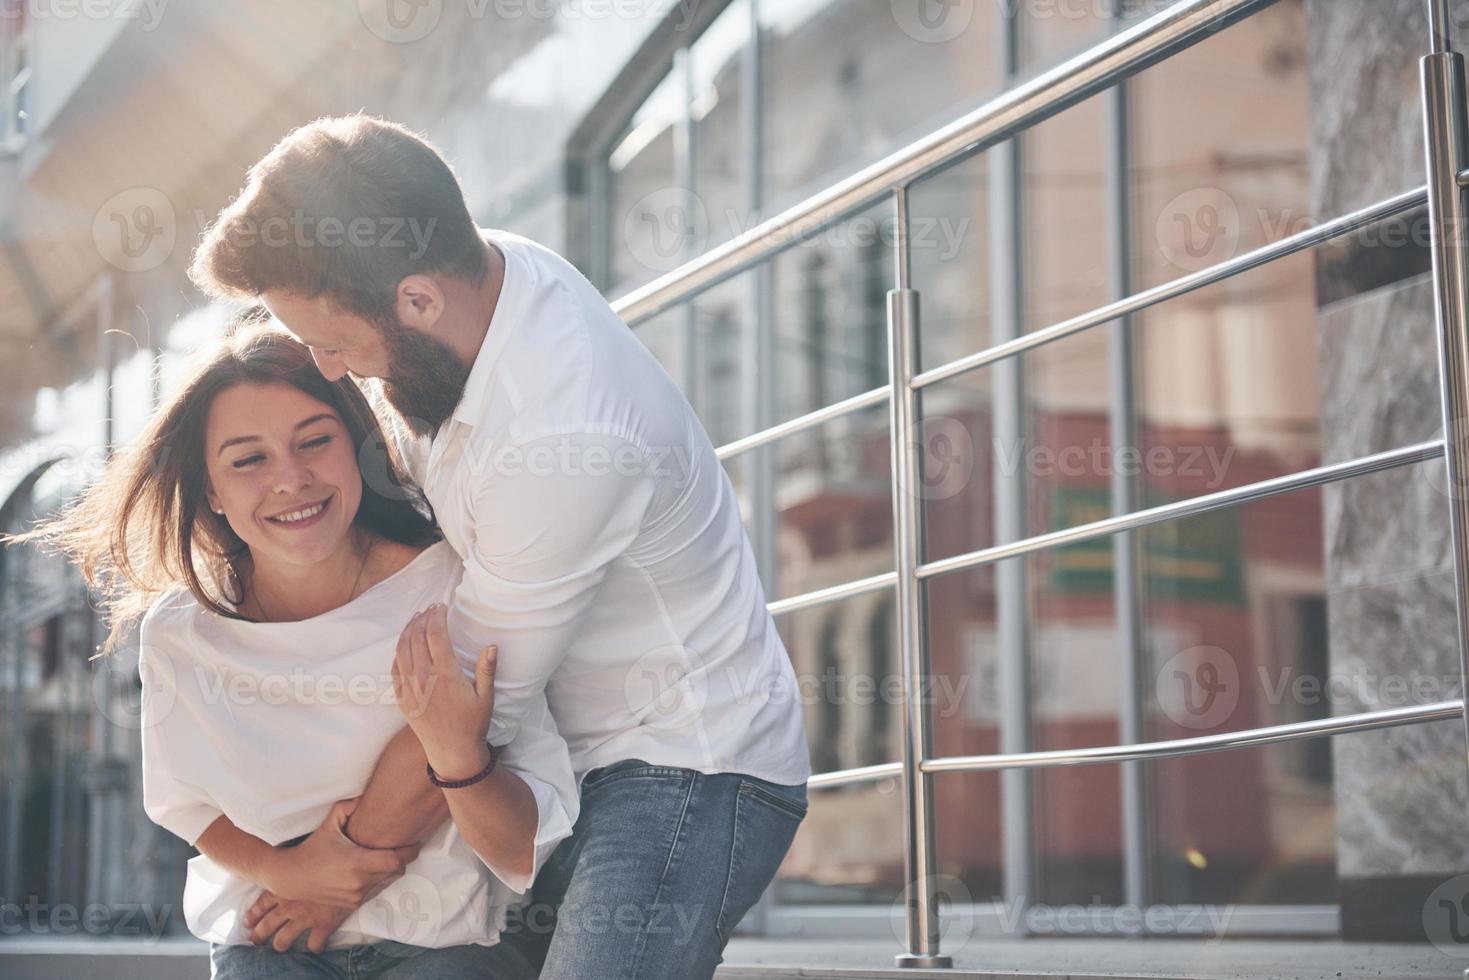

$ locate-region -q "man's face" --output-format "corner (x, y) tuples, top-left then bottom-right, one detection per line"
(261, 290), (391, 382)
(263, 289), (470, 436)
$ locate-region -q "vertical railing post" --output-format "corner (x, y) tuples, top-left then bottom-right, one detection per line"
(1421, 14), (1469, 980)
(888, 186), (952, 969)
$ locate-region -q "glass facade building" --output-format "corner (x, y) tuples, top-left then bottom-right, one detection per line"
(0, 0), (1467, 961)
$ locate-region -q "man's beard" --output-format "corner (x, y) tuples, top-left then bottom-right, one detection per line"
(376, 319), (472, 437)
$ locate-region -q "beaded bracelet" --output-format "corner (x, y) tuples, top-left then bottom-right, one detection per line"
(426, 744), (500, 789)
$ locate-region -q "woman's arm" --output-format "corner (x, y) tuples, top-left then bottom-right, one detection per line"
(196, 800), (420, 908)
(416, 742), (538, 882)
(392, 606), (541, 882)
(340, 725), (452, 849)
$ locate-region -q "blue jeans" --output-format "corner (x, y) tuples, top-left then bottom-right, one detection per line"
(500, 759), (808, 980)
(209, 938), (538, 979)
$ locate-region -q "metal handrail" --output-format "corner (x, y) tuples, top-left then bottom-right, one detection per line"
(805, 701), (1464, 789)
(709, 184), (1430, 466)
(612, 0), (1278, 327)
(763, 440), (1443, 621)
(767, 570), (896, 618)
(919, 441), (1444, 581)
(910, 186), (1430, 391)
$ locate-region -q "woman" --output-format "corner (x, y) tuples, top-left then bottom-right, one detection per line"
(11, 323), (575, 978)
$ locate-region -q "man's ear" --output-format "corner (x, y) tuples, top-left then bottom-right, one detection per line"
(396, 275), (446, 331)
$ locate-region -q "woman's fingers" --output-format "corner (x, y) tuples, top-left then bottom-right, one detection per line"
(406, 610), (431, 680)
(250, 905), (289, 945)
(271, 916), (308, 954)
(244, 891), (278, 928)
(475, 644), (498, 701)
(425, 605), (455, 672)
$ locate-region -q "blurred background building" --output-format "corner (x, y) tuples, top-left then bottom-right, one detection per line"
(0, 0), (1464, 961)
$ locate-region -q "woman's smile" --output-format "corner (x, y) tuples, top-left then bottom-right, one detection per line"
(265, 494), (334, 530)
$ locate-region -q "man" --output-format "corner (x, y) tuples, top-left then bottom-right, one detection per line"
(189, 114), (811, 979)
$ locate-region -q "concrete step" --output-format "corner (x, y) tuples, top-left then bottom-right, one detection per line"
(0, 935), (1464, 980)
(715, 938), (1468, 980)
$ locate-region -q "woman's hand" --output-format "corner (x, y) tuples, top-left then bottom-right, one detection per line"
(259, 798), (420, 908)
(391, 604), (499, 779)
(245, 890), (354, 954)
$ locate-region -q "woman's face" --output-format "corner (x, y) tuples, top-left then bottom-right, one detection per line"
(203, 381), (363, 570)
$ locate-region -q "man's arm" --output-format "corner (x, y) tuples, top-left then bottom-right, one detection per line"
(341, 724), (451, 848)
(448, 430), (657, 745)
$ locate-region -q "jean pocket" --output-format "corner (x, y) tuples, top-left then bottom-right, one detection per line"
(737, 778), (809, 823)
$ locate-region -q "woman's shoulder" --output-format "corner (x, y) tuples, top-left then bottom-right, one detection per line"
(137, 586), (207, 663)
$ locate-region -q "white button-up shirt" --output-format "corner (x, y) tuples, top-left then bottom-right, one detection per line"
(387, 229), (811, 789)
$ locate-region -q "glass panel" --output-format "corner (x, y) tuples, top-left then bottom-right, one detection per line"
(926, 565), (1007, 904)
(607, 69), (684, 294)
(761, 0), (1001, 210)
(769, 203), (893, 429)
(1021, 0), (1114, 72)
(727, 402), (892, 602)
(909, 149), (992, 374)
(1130, 1), (1313, 291)
(690, 0), (751, 256)
(1021, 95), (1110, 334)
(773, 592), (905, 905)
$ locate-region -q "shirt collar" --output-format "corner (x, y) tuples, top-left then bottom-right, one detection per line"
(447, 231), (516, 433)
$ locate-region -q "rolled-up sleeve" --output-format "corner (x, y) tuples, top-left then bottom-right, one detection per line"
(478, 694), (577, 894)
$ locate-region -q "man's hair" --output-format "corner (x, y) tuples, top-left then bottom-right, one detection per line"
(189, 115), (486, 324)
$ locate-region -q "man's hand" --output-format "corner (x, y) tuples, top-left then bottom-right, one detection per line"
(245, 890), (353, 954)
(392, 605), (499, 778)
(260, 798), (420, 907)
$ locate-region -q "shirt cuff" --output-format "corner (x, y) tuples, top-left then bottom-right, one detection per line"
(477, 772), (575, 895)
(150, 802), (225, 848)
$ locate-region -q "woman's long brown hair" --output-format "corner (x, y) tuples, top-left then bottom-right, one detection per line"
(4, 315), (440, 653)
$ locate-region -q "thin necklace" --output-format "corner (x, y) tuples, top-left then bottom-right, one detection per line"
(250, 535), (376, 623)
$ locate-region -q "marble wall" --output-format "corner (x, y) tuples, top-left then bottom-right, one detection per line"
(1308, 0), (1469, 939)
